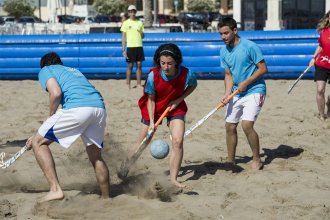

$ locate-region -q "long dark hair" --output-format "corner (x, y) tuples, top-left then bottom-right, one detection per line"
(317, 10), (330, 31)
(40, 52), (63, 68)
(153, 43), (182, 69)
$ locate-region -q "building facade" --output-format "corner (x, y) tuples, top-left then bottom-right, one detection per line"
(0, 0), (329, 30)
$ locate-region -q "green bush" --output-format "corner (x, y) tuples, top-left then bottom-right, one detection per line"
(3, 0), (35, 19)
(93, 0), (128, 16)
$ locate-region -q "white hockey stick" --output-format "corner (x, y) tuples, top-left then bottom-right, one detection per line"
(184, 90), (238, 138)
(288, 65), (313, 94)
(0, 146), (28, 169)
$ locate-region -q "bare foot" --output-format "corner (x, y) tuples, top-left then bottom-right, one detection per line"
(100, 195), (110, 199)
(37, 190), (64, 203)
(171, 179), (186, 188)
(251, 160), (263, 170)
(318, 114), (326, 121)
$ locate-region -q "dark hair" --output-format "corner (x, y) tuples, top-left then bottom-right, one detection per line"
(40, 52), (63, 68)
(217, 17), (237, 30)
(317, 10), (330, 31)
(153, 43), (182, 68)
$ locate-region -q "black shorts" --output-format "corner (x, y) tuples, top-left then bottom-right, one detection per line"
(141, 115), (185, 127)
(126, 47), (145, 63)
(315, 64), (330, 84)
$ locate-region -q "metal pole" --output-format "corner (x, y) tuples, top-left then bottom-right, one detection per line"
(153, 0), (157, 26)
(39, 0), (41, 20)
(65, 0), (67, 16)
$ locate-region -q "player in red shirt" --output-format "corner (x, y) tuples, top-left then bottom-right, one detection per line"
(129, 43), (197, 188)
(310, 11), (330, 121)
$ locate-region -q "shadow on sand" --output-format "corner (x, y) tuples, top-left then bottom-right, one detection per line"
(235, 144), (304, 166)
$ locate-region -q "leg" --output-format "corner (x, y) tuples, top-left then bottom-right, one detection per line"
(86, 144), (110, 199)
(241, 120), (262, 170)
(327, 94), (330, 117)
(126, 62), (134, 89)
(118, 123), (150, 179)
(136, 61), (143, 87)
(127, 123), (150, 159)
(169, 119), (185, 188)
(225, 122), (238, 164)
(316, 80), (326, 120)
(31, 133), (64, 202)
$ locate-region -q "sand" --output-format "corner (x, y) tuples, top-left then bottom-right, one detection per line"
(0, 79), (330, 220)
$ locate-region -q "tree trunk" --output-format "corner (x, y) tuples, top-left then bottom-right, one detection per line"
(144, 0), (153, 27)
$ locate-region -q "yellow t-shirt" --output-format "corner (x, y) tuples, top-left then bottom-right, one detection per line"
(120, 19), (144, 47)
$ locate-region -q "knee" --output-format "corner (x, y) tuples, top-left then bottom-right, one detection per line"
(225, 123), (237, 134)
(241, 122), (254, 134)
(171, 136), (183, 150)
(87, 146), (103, 165)
(316, 88), (325, 95)
(31, 135), (42, 150)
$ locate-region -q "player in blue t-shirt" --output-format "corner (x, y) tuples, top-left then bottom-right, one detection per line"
(26, 52), (110, 202)
(218, 18), (268, 170)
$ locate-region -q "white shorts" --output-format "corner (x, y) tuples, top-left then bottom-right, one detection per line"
(225, 93), (265, 123)
(38, 107), (106, 149)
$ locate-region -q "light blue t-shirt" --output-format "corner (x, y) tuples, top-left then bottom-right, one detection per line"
(220, 38), (266, 97)
(144, 67), (197, 94)
(38, 65), (105, 110)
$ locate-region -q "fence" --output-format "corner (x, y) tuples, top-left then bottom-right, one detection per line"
(0, 29), (319, 80)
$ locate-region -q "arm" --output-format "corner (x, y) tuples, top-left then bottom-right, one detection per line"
(169, 85), (197, 111)
(121, 32), (127, 57)
(223, 68), (234, 96)
(147, 94), (156, 129)
(46, 78), (62, 117)
(237, 60), (267, 93)
(309, 45), (322, 66)
(140, 22), (144, 39)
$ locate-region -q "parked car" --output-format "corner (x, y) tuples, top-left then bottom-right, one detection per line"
(178, 12), (209, 30)
(18, 16), (43, 23)
(157, 14), (178, 24)
(57, 15), (81, 24)
(0, 16), (16, 24)
(135, 14), (178, 24)
(93, 15), (111, 23)
(82, 16), (95, 24)
(109, 15), (121, 22)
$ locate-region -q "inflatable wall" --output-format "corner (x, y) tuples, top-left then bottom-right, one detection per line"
(0, 29), (319, 80)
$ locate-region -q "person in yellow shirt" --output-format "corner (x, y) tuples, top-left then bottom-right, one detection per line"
(120, 5), (145, 89)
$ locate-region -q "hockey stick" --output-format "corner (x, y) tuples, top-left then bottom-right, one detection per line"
(288, 65), (313, 94)
(0, 146), (28, 169)
(184, 90), (238, 138)
(118, 106), (171, 179)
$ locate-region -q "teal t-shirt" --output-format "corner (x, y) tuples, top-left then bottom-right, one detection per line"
(38, 65), (105, 109)
(220, 38), (266, 97)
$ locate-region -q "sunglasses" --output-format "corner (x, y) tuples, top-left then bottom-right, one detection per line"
(128, 10), (136, 13)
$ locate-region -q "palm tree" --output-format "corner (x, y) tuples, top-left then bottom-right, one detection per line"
(144, 0), (152, 27)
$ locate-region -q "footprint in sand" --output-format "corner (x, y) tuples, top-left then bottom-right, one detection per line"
(0, 199), (18, 218)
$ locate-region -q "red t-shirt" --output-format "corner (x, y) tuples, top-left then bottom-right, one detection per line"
(315, 28), (330, 69)
(138, 67), (188, 121)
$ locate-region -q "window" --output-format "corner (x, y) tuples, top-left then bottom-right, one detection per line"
(282, 0), (324, 29)
(241, 0), (267, 30)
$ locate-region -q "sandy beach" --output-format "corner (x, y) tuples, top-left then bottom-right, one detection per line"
(1, 79), (329, 220)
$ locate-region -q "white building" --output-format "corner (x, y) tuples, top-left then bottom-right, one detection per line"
(0, 0), (329, 30)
